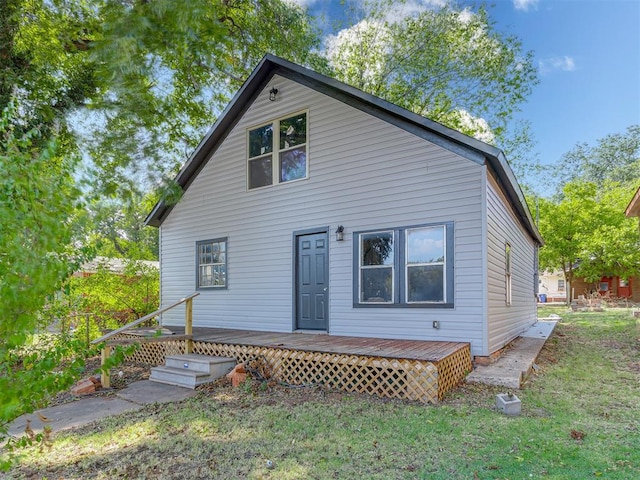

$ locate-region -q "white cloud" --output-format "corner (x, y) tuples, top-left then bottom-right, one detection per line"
(382, 0), (448, 23)
(455, 110), (495, 144)
(513, 0), (539, 12)
(285, 0), (318, 7)
(456, 7), (474, 25)
(538, 56), (577, 74)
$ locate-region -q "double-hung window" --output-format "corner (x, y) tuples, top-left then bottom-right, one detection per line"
(359, 231), (395, 303)
(197, 238), (227, 289)
(557, 279), (565, 292)
(406, 226), (446, 303)
(355, 223), (454, 307)
(248, 111), (308, 190)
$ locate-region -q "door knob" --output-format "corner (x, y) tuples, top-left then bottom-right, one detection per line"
(323, 287), (328, 292)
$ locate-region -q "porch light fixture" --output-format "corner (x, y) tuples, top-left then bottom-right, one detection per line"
(269, 87), (278, 101)
(335, 225), (344, 241)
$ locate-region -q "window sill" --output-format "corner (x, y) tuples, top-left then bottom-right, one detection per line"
(353, 302), (454, 309)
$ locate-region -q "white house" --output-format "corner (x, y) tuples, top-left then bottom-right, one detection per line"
(538, 270), (567, 303)
(145, 55), (543, 359)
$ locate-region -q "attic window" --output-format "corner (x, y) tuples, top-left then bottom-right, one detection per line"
(247, 111), (308, 190)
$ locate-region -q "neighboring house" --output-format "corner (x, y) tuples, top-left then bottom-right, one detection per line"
(569, 275), (637, 301)
(625, 186), (640, 222)
(145, 55), (543, 359)
(538, 270), (567, 302)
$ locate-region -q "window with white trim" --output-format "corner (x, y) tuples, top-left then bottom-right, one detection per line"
(247, 111), (308, 190)
(197, 238), (227, 289)
(557, 279), (565, 292)
(355, 223), (454, 308)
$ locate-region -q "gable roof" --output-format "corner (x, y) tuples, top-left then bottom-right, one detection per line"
(145, 54), (543, 245)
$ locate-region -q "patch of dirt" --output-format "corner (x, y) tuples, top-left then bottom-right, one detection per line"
(196, 375), (374, 409)
(48, 356), (150, 407)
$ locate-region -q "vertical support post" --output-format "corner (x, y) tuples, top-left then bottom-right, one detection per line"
(185, 297), (193, 354)
(101, 344), (112, 388)
(85, 314), (90, 346)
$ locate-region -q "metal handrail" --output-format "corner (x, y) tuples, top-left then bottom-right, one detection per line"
(91, 292), (200, 345)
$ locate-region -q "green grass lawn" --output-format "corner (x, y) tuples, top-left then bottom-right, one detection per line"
(5, 307), (640, 479)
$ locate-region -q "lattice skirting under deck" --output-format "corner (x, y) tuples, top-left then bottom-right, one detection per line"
(111, 333), (186, 364)
(115, 336), (471, 403)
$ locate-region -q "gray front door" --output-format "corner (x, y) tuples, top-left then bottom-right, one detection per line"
(296, 232), (328, 330)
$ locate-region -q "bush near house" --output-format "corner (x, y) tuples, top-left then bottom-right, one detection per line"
(47, 259), (160, 342)
(1, 260), (158, 467)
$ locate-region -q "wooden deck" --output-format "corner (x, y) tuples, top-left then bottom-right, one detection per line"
(169, 326), (467, 363)
(121, 326), (472, 403)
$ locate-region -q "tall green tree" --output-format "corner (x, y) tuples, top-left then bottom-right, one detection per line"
(324, 0), (538, 149)
(1, 2), (322, 451)
(554, 125), (640, 190)
(83, 0), (324, 197)
(0, 102), (84, 345)
(0, 102), (87, 448)
(3, 0), (323, 198)
(571, 185), (640, 284)
(538, 181), (640, 301)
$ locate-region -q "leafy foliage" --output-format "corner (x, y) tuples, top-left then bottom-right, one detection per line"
(538, 126), (640, 290)
(83, 0), (324, 197)
(0, 101), (84, 349)
(571, 185), (640, 283)
(555, 125), (640, 190)
(537, 181), (640, 300)
(324, 0), (538, 145)
(67, 260), (160, 328)
(0, 102), (92, 453)
(87, 194), (159, 261)
(0, 0), (99, 148)
(3, 0), (323, 198)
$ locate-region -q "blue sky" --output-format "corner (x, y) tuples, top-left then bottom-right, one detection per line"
(489, 0), (639, 170)
(296, 0), (640, 192)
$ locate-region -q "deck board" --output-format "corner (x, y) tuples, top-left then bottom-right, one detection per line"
(167, 326), (467, 362)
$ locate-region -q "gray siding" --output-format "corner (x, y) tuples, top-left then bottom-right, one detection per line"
(486, 171), (537, 354)
(160, 75), (487, 355)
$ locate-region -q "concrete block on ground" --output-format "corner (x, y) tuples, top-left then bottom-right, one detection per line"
(496, 393), (522, 415)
